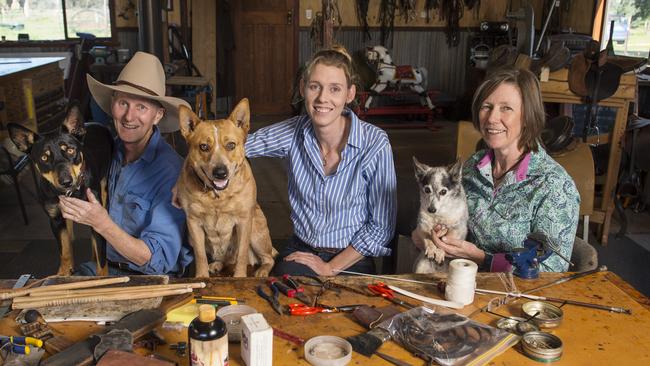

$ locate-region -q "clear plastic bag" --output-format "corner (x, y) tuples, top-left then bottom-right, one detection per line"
(382, 306), (519, 366)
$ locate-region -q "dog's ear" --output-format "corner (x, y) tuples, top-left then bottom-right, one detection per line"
(61, 103), (86, 139)
(8, 123), (40, 153)
(178, 105), (202, 140)
(413, 156), (429, 180)
(448, 158), (463, 182)
(229, 98), (250, 133)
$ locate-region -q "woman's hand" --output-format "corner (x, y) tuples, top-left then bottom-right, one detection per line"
(284, 252), (336, 276)
(431, 229), (486, 265)
(59, 188), (111, 231)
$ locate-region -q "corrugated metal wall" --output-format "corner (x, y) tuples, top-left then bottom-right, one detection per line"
(299, 29), (470, 98)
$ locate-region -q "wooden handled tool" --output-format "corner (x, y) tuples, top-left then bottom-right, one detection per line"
(0, 277), (130, 300)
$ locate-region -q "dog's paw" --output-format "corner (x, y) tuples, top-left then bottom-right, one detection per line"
(424, 242), (445, 264)
(254, 267), (271, 277)
(208, 262), (224, 274)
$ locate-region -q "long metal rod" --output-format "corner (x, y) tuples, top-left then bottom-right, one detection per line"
(336, 270), (439, 286)
(525, 266), (608, 294)
(534, 0), (558, 54)
(475, 288), (631, 314)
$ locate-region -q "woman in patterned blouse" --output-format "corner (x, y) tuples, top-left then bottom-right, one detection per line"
(427, 68), (580, 272)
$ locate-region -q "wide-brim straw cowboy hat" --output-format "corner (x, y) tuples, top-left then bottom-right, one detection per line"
(87, 51), (190, 133)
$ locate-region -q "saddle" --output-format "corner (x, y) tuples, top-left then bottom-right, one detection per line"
(542, 115), (575, 154)
(395, 65), (416, 80)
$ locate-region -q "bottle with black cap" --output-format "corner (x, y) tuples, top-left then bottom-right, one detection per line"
(189, 304), (228, 366)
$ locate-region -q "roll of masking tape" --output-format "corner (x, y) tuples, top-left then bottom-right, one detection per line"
(445, 259), (478, 305)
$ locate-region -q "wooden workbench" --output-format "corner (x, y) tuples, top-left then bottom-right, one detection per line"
(541, 69), (637, 245)
(1, 272), (649, 365)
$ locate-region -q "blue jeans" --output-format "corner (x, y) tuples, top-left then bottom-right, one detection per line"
(74, 261), (141, 276)
(271, 236), (376, 276)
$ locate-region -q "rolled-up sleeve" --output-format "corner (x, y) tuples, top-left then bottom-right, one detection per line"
(245, 116), (300, 158)
(532, 174), (580, 272)
(349, 139), (397, 256)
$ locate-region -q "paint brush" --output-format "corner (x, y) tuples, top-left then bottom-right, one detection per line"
(346, 326), (392, 357)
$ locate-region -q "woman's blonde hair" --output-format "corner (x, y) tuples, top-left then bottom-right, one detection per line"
(471, 68), (545, 153)
(302, 45), (356, 88)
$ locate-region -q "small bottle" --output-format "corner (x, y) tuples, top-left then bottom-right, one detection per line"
(189, 304), (229, 366)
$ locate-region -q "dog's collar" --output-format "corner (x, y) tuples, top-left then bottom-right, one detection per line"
(192, 166), (220, 198)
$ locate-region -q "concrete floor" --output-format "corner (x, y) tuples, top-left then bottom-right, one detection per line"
(0, 117), (648, 295)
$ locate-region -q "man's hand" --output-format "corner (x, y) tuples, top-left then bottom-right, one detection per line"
(59, 188), (111, 231)
(284, 252), (335, 276)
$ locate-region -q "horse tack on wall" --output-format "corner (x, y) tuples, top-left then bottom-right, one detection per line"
(364, 45), (435, 111)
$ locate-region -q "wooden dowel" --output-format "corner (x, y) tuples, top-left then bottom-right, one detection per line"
(12, 288), (192, 309)
(23, 282), (206, 298)
(14, 283), (205, 303)
(0, 277), (130, 300)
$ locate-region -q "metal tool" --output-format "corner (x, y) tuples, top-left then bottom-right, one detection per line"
(506, 238), (554, 279)
(525, 265), (608, 294)
(0, 335), (43, 355)
(286, 303), (361, 315)
(0, 274), (31, 318)
(268, 277), (311, 305)
(368, 282), (415, 309)
(256, 285), (283, 316)
(475, 288), (632, 314)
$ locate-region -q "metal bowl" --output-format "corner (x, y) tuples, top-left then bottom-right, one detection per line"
(521, 331), (563, 362)
(521, 301), (563, 328)
(496, 317), (540, 335)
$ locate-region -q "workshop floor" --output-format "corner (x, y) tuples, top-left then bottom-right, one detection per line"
(1, 118), (648, 296)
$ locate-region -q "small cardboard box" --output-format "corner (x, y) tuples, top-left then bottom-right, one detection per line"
(241, 313), (273, 366)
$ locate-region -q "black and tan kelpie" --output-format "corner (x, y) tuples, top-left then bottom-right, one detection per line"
(8, 104), (113, 275)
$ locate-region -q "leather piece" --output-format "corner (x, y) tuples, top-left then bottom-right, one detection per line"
(352, 305), (401, 329)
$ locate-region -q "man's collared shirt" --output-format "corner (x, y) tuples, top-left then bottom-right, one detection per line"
(108, 127), (192, 274)
(463, 148), (580, 272)
(245, 110), (397, 257)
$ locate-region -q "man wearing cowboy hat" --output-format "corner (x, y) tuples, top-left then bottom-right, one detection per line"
(59, 51), (193, 276)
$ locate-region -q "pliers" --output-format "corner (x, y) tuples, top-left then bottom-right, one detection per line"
(256, 285), (284, 316)
(0, 335), (43, 355)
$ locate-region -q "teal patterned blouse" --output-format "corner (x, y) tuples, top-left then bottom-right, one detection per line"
(463, 148), (580, 272)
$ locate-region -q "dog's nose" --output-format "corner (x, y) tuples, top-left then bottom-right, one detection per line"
(213, 166), (228, 179)
(59, 175), (73, 188)
(428, 206), (437, 214)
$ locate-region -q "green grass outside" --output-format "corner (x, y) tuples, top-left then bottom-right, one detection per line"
(0, 7), (109, 41)
(613, 27), (650, 57)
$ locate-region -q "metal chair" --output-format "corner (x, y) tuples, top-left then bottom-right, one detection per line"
(0, 146), (36, 225)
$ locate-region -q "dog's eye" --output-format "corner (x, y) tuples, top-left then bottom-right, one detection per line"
(66, 148), (75, 155)
(41, 155), (48, 161)
(199, 143), (210, 152)
(424, 186), (432, 194)
(440, 189), (447, 196)
(225, 142), (236, 151)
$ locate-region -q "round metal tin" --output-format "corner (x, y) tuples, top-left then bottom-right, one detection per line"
(521, 301), (564, 328)
(521, 331), (563, 362)
(496, 317), (540, 335)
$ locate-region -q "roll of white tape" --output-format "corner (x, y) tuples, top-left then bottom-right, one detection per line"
(445, 259), (478, 305)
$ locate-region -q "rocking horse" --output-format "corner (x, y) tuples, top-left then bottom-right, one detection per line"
(364, 45), (435, 110)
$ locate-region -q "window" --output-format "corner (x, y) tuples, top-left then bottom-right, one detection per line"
(0, 0), (112, 41)
(602, 0), (650, 57)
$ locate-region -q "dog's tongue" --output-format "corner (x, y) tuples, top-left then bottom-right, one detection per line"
(213, 179), (228, 189)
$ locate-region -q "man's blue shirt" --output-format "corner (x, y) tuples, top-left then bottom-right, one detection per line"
(107, 127), (192, 274)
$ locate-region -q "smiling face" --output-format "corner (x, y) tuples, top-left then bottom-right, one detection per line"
(478, 82), (524, 156)
(111, 92), (164, 148)
(301, 63), (356, 129)
(178, 99), (250, 192)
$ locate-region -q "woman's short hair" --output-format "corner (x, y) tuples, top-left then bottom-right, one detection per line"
(301, 45), (357, 88)
(471, 68), (545, 153)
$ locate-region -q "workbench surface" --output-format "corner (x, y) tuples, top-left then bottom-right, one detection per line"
(1, 272), (649, 365)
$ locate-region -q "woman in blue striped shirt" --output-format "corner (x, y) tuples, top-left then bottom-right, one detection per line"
(245, 47), (398, 276)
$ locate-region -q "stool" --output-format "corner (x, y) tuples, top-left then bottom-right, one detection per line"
(166, 76), (211, 118)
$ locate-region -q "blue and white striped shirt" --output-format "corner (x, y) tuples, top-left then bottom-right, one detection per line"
(245, 110), (397, 257)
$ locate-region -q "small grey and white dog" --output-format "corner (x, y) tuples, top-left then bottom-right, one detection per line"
(412, 157), (469, 273)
